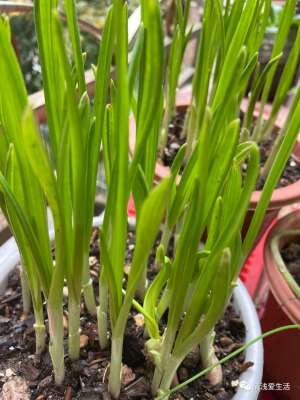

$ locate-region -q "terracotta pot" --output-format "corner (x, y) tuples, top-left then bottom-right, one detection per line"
(129, 88), (300, 242)
(243, 102), (300, 243)
(261, 211), (300, 399)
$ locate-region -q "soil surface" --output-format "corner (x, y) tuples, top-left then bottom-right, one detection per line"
(255, 132), (300, 190)
(161, 111), (300, 190)
(161, 111), (186, 168)
(0, 229), (249, 400)
(280, 241), (300, 286)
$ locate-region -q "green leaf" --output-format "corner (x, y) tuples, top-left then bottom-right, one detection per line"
(132, 165), (150, 218)
(34, 0), (63, 162)
(99, 229), (120, 326)
(109, 2), (130, 299)
(0, 171), (51, 295)
(129, 25), (145, 101)
(129, 0), (164, 186)
(63, 0), (86, 94)
(102, 105), (113, 188)
(160, 324), (300, 399)
(144, 257), (171, 339)
(205, 197), (223, 250)
(260, 0), (297, 105)
(244, 86), (300, 254)
(174, 248), (232, 357)
(114, 177), (171, 334)
(87, 7), (115, 225)
(21, 108), (60, 223)
(245, 53), (283, 131)
(268, 25), (300, 124)
(212, 0), (257, 112)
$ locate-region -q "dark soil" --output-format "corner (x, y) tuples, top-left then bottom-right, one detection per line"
(280, 241), (300, 286)
(255, 132), (300, 190)
(162, 111), (300, 190)
(0, 230), (249, 400)
(125, 229), (175, 283)
(161, 111), (186, 168)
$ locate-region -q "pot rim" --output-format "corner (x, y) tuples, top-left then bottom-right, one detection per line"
(129, 87), (300, 209)
(0, 214), (105, 295)
(232, 280), (264, 400)
(264, 211), (300, 324)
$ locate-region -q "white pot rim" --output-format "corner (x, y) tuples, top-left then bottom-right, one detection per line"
(232, 281), (263, 400)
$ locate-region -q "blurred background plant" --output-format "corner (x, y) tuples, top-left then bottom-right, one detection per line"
(6, 0), (140, 93)
(258, 0), (300, 100)
(3, 1), (298, 96)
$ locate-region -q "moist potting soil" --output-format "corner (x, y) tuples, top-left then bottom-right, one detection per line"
(161, 110), (300, 190)
(0, 229), (250, 399)
(280, 241), (300, 286)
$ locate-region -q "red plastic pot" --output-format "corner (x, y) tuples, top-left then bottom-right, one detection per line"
(129, 87), (300, 242)
(261, 211), (300, 400)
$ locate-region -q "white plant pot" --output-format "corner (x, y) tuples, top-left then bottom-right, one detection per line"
(0, 215), (263, 399)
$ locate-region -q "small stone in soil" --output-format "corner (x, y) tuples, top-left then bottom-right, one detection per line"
(121, 365), (136, 386)
(219, 337), (233, 348)
(124, 264), (131, 275)
(80, 334), (89, 348)
(2, 377), (30, 400)
(133, 313), (145, 327)
(89, 256), (97, 267)
(5, 369), (15, 378)
(170, 142), (180, 150)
